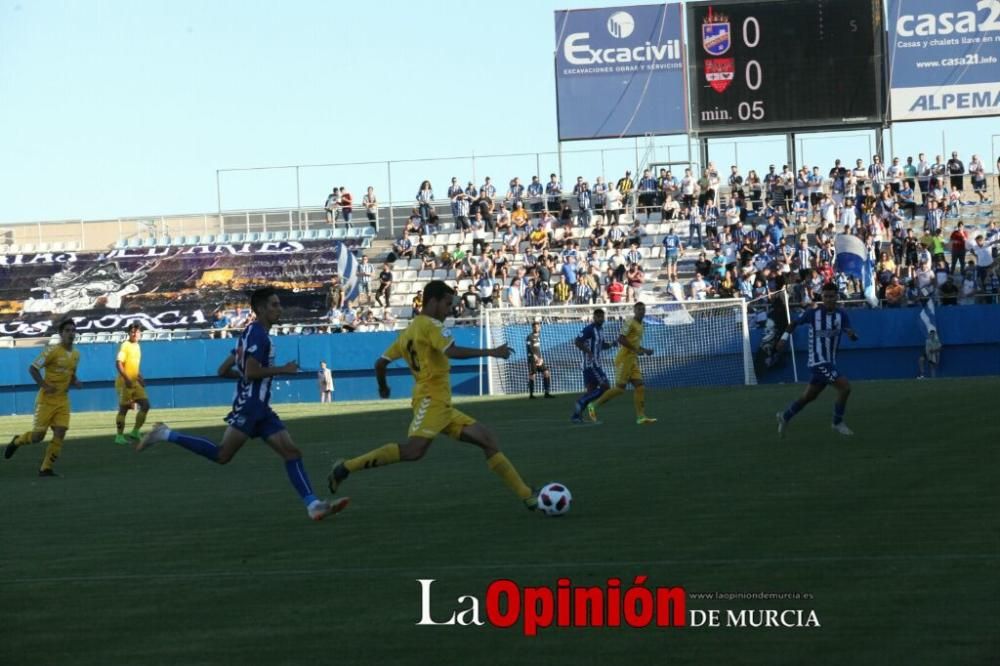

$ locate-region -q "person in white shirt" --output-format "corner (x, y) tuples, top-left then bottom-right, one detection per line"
(318, 361), (334, 403)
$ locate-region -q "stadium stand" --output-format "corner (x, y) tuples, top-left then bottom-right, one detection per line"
(1, 159), (998, 344)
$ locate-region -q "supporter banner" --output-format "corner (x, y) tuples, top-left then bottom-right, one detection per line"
(0, 241), (321, 267)
(554, 3), (687, 140)
(889, 0), (1000, 120)
(0, 308), (210, 338)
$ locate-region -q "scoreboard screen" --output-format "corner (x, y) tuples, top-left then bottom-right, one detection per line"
(687, 0), (884, 134)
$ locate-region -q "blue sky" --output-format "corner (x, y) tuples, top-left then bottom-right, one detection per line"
(0, 0), (997, 224)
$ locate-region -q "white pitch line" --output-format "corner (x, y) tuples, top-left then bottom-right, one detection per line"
(0, 553), (995, 586)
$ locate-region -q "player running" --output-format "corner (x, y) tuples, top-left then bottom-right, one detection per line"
(327, 280), (538, 511)
(570, 308), (613, 424)
(589, 301), (657, 425)
(136, 287), (348, 522)
(526, 319), (553, 399)
(775, 282), (859, 437)
(4, 319), (81, 477)
(114, 323), (151, 445)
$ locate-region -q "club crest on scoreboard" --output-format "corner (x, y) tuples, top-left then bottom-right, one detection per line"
(701, 10), (730, 56)
(704, 58), (734, 93)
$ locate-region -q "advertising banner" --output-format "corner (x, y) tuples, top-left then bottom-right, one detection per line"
(889, 0), (1000, 121)
(554, 4), (687, 140)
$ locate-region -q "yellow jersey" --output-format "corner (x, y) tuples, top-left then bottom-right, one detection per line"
(616, 319), (644, 363)
(382, 315), (455, 403)
(31, 344), (80, 397)
(116, 341), (142, 384)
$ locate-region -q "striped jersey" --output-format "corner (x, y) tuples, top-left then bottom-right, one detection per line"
(233, 322), (276, 410)
(796, 307), (852, 367)
(576, 322), (608, 370)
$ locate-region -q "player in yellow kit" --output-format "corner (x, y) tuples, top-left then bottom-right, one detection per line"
(327, 280), (539, 511)
(4, 319), (81, 476)
(589, 301), (657, 425)
(114, 323), (151, 445)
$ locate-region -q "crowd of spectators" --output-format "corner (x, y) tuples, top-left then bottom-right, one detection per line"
(369, 152), (997, 316)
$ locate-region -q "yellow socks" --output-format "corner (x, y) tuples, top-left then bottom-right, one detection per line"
(115, 413), (126, 434)
(594, 386), (625, 407)
(345, 443), (400, 472)
(634, 385), (646, 418)
(487, 452), (532, 500)
(40, 434), (63, 472)
(14, 431), (34, 446)
(134, 409), (148, 431)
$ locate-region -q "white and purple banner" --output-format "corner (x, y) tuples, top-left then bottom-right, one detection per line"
(554, 3), (687, 140)
(888, 0), (1000, 121)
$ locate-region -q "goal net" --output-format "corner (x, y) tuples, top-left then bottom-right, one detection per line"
(482, 300), (756, 396)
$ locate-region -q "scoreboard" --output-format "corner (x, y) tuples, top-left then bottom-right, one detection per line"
(687, 0), (884, 134)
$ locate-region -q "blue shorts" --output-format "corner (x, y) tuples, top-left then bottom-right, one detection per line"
(583, 366), (609, 388)
(808, 363), (842, 387)
(224, 407), (286, 439)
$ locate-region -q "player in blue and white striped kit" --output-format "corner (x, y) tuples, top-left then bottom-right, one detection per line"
(570, 308), (614, 424)
(775, 283), (860, 437)
(136, 287), (349, 521)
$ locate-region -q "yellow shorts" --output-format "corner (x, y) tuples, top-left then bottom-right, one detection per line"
(116, 382), (149, 406)
(615, 355), (642, 386)
(408, 397), (476, 440)
(34, 395), (70, 431)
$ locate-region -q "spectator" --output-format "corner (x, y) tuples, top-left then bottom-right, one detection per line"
(616, 171), (634, 209)
(939, 276), (959, 305)
(592, 176), (607, 218)
(324, 187), (340, 225)
(339, 186), (353, 227)
(969, 154), (987, 202)
(326, 307), (343, 333)
(884, 275), (905, 307)
(393, 230), (414, 260)
(605, 184), (623, 226)
(690, 273), (710, 300)
(318, 361), (334, 403)
(576, 181), (593, 228)
(381, 307), (396, 330)
(416, 180), (434, 224)
(363, 186), (378, 228)
(406, 208), (423, 235)
(411, 293), (422, 318)
(451, 184), (471, 237)
(946, 151), (964, 192)
(511, 201), (531, 237)
(470, 212), (488, 255)
(545, 173), (562, 213)
(358, 254), (374, 296)
(374, 262), (393, 306)
(969, 234), (998, 287)
(553, 274), (571, 304)
(637, 169), (657, 220)
(917, 329), (942, 378)
(211, 310), (230, 338)
(625, 262), (644, 301)
(606, 275), (625, 303)
(527, 175), (544, 214)
(461, 284), (479, 317)
(661, 226), (683, 282)
(949, 222), (969, 274)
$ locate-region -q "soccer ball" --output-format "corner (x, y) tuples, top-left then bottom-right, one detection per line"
(538, 482), (572, 517)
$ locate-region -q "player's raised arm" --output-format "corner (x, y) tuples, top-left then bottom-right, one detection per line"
(445, 343), (512, 360)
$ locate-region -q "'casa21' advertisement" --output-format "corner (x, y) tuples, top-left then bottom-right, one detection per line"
(889, 0), (1000, 120)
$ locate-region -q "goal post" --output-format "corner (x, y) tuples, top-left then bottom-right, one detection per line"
(481, 299), (756, 397)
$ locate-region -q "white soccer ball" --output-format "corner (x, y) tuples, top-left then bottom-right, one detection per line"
(538, 482), (572, 517)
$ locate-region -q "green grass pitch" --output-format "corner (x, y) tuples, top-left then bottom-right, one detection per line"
(1, 378), (997, 665)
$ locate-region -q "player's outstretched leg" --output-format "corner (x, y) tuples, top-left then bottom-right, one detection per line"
(6, 430), (45, 460)
(459, 423), (537, 511)
(136, 422), (221, 459)
(38, 427), (66, 477)
(264, 430), (349, 521)
(327, 442), (402, 494)
(776, 384), (821, 438)
(830, 377), (853, 436)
